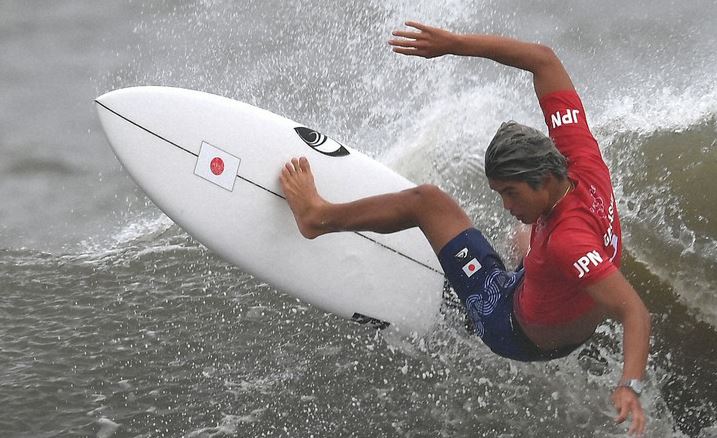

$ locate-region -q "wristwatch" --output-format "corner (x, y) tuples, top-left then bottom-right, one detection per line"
(617, 379), (644, 396)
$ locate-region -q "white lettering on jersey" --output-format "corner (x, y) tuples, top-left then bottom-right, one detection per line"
(550, 109), (581, 129)
(573, 250), (604, 279)
(601, 194), (619, 261)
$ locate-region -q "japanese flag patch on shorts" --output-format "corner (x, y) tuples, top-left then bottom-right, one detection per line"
(462, 258), (482, 277)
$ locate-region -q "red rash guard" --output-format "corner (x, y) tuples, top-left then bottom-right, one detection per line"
(514, 90), (622, 326)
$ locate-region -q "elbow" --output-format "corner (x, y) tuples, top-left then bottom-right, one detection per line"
(621, 299), (652, 335)
(611, 296), (651, 326)
(533, 43), (561, 69)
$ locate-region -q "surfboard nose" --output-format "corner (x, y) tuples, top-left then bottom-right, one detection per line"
(96, 87), (129, 106)
(95, 87), (149, 111)
(95, 87), (165, 141)
(95, 89), (116, 106)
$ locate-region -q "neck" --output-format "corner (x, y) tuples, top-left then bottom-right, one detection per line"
(545, 178), (573, 217)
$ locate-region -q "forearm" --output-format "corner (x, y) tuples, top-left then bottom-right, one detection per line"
(620, 301), (651, 381)
(390, 22), (574, 98)
(449, 32), (574, 97)
(451, 33), (557, 74)
(585, 272), (652, 384)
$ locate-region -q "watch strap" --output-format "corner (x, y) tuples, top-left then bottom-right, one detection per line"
(616, 379), (644, 395)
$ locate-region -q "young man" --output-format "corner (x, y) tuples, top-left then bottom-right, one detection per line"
(279, 22), (650, 435)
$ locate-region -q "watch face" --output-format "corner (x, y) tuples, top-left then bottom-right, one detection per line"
(623, 379), (643, 394)
(631, 380), (644, 394)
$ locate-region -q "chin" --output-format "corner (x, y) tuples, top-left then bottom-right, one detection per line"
(518, 216), (536, 225)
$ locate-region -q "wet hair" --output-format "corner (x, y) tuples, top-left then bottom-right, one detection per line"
(484, 121), (568, 189)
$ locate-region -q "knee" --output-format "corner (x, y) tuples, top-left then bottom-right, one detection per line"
(411, 184), (449, 203)
(409, 184), (469, 220)
(411, 184), (448, 201)
(403, 184), (459, 216)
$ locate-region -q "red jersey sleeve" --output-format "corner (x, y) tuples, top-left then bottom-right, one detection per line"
(539, 90), (606, 171)
(547, 217), (618, 285)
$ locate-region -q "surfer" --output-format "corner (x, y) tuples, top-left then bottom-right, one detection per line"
(280, 22), (650, 435)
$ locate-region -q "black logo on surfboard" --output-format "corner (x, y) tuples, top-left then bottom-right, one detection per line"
(294, 127), (350, 157)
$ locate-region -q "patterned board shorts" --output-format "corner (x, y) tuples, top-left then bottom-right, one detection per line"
(437, 228), (581, 362)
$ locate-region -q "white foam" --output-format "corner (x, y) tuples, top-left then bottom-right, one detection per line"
(185, 413), (246, 437)
(595, 79), (717, 139)
(72, 213), (177, 263)
(111, 214), (175, 245)
(380, 82), (538, 180)
(96, 417), (120, 438)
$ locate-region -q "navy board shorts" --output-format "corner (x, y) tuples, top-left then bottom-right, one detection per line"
(437, 228), (582, 362)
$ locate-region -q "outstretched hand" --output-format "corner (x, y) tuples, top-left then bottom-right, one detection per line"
(612, 387), (646, 436)
(388, 21), (458, 59)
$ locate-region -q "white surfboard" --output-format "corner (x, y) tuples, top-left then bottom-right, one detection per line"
(95, 86), (445, 334)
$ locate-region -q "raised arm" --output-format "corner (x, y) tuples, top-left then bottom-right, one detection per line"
(389, 21), (574, 99)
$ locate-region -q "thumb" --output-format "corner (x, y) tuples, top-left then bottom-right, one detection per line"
(614, 400), (629, 424)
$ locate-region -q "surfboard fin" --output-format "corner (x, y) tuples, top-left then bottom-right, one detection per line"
(351, 313), (391, 330)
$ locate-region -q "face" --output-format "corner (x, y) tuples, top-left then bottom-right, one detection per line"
(488, 178), (551, 224)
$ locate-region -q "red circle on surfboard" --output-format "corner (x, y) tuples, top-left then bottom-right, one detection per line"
(210, 157), (224, 175)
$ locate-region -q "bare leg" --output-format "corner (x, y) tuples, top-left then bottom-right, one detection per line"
(279, 157), (473, 254)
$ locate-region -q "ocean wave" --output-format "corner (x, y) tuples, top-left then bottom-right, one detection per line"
(3, 156), (81, 176)
(603, 116), (717, 327)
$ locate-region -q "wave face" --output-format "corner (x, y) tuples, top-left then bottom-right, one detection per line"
(1, 0), (716, 436)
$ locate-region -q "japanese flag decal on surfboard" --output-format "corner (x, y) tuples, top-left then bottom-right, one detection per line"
(95, 86), (444, 334)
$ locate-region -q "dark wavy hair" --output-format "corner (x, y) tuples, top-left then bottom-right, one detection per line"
(485, 121), (568, 188)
